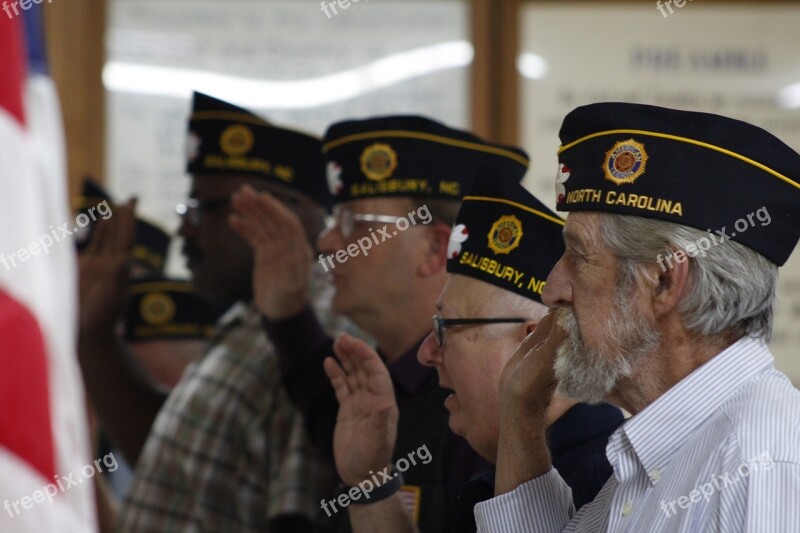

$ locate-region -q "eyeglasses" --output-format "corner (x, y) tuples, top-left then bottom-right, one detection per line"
(175, 197), (231, 227)
(432, 315), (527, 347)
(327, 206), (404, 239)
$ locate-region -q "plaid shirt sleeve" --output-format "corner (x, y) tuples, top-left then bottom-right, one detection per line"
(117, 303), (332, 532)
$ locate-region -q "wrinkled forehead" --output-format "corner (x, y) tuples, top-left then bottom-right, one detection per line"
(563, 212), (605, 251)
(440, 274), (496, 314)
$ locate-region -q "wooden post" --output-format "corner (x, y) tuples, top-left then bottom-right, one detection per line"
(43, 0), (108, 202)
(470, 0), (521, 145)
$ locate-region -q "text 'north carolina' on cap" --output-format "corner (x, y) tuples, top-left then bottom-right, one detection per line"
(555, 102), (800, 265)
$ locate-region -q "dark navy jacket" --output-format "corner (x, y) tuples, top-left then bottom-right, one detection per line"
(451, 403), (624, 532)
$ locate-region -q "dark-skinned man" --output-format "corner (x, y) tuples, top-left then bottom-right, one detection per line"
(79, 92), (337, 532)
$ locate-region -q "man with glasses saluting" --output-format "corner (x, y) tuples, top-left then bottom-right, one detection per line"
(323, 174), (623, 532)
(230, 115), (528, 532)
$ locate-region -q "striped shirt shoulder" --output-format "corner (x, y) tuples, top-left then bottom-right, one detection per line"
(720, 367), (800, 463)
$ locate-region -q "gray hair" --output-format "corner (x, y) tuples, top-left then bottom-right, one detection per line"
(598, 213), (777, 341)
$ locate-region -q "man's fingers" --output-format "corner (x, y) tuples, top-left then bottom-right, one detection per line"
(229, 187), (273, 242)
(255, 193), (289, 233)
(231, 185), (283, 236)
(513, 311), (565, 378)
(337, 346), (360, 382)
(333, 334), (398, 399)
(335, 334), (393, 391)
(230, 185), (263, 223)
(537, 310), (558, 338)
(540, 312), (567, 357)
(227, 214), (251, 241)
(525, 311), (557, 348)
(230, 185), (305, 251)
(229, 200), (272, 245)
(519, 311), (562, 369)
(349, 340), (393, 392)
(85, 214), (109, 255)
(333, 335), (366, 392)
(247, 186), (306, 237)
(323, 356), (352, 404)
(500, 309), (563, 405)
(115, 201), (137, 253)
(85, 200), (136, 255)
(513, 312), (557, 358)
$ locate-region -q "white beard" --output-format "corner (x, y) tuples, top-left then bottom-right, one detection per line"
(553, 288), (661, 404)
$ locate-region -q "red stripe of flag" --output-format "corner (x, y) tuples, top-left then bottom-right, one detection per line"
(0, 13), (26, 125)
(0, 289), (56, 481)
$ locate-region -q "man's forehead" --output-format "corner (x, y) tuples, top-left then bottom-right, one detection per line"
(440, 274), (491, 312)
(438, 275), (466, 310)
(563, 212), (601, 246)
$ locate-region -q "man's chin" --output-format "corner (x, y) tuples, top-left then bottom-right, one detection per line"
(553, 349), (620, 405)
(332, 293), (366, 322)
(446, 414), (466, 440)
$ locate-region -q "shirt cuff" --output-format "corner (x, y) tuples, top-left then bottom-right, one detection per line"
(263, 305), (329, 373)
(475, 468), (574, 533)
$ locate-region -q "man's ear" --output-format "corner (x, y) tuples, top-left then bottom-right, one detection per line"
(418, 222), (451, 277)
(652, 250), (691, 318)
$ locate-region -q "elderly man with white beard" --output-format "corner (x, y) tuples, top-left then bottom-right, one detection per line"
(477, 102), (800, 532)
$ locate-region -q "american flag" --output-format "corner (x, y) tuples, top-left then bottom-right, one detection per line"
(0, 5), (97, 531)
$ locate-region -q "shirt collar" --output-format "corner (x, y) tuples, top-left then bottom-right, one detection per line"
(215, 301), (260, 333)
(385, 339), (434, 395)
(618, 336), (774, 485)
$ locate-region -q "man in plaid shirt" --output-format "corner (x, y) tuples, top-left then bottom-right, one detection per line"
(79, 93), (340, 532)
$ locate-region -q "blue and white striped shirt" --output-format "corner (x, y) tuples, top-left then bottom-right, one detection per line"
(475, 336), (800, 532)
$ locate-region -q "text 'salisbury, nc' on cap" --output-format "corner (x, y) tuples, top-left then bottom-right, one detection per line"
(322, 115), (530, 204)
(187, 92), (332, 210)
(447, 173), (565, 303)
(556, 102), (800, 266)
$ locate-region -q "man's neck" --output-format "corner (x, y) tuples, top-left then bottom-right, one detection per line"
(610, 329), (739, 415)
(370, 318), (433, 364)
(356, 273), (447, 363)
(353, 297), (438, 364)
